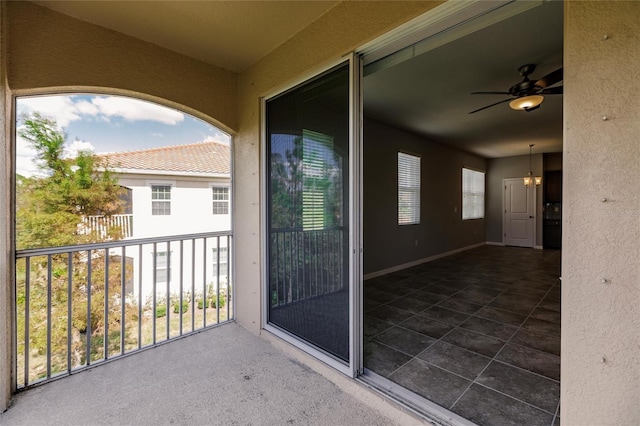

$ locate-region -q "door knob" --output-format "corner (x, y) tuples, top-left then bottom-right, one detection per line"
(529, 216), (534, 218)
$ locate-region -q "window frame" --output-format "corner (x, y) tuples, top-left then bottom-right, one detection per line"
(462, 167), (485, 220)
(150, 183), (172, 216)
(211, 185), (230, 215)
(397, 151), (421, 225)
(155, 251), (169, 284)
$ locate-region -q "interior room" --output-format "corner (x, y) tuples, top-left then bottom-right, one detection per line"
(362, 1), (563, 424)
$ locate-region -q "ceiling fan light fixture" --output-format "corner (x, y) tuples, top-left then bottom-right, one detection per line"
(509, 95), (544, 111)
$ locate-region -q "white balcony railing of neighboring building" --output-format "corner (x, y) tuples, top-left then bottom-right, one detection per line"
(80, 214), (134, 240)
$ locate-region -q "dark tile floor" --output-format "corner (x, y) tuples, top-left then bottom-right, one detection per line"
(364, 245), (561, 426)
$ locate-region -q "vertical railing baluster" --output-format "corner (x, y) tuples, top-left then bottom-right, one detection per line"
(120, 246), (126, 355)
(166, 241), (170, 340)
(137, 244), (142, 349)
(67, 253), (72, 373)
(104, 252), (109, 360)
(87, 249), (92, 366)
(152, 243), (157, 345)
(179, 240), (184, 336)
(226, 235), (231, 320)
(24, 257), (30, 386)
(203, 238), (207, 327)
(191, 239), (195, 332)
(314, 231), (319, 297)
(216, 236), (220, 324)
(46, 254), (52, 379)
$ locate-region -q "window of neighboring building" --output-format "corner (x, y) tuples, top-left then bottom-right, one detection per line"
(151, 185), (171, 215)
(398, 152), (420, 225)
(462, 168), (485, 220)
(155, 251), (169, 283)
(212, 186), (229, 215)
(212, 247), (228, 278)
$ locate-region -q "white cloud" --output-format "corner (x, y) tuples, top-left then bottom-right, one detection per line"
(17, 95), (185, 128)
(204, 133), (230, 145)
(15, 137), (41, 178)
(91, 96), (184, 125)
(17, 96), (82, 128)
(64, 139), (95, 159)
(75, 100), (99, 116)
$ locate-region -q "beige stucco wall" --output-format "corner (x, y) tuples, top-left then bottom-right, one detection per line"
(233, 1), (440, 333)
(5, 2), (238, 133)
(0, 0), (12, 413)
(563, 1), (640, 425)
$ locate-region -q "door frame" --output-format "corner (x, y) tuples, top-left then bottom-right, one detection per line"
(260, 54), (363, 378)
(502, 177), (536, 247)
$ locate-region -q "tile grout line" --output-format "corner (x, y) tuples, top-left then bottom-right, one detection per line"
(449, 265), (560, 413)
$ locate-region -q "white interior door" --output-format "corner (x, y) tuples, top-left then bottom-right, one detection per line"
(503, 178), (534, 247)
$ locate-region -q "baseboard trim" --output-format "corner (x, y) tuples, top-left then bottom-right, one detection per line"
(534, 245), (543, 250)
(485, 241), (505, 246)
(363, 242), (486, 280)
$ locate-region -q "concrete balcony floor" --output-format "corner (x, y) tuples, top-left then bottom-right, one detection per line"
(1, 323), (416, 426)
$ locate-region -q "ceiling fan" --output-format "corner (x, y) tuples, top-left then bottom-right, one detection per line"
(468, 64), (563, 114)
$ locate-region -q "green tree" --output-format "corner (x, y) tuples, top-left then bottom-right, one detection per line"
(17, 113), (124, 249)
(16, 113), (135, 382)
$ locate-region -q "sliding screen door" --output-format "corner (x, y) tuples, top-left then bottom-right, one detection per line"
(265, 59), (357, 366)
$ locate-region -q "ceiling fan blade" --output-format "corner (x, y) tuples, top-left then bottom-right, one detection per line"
(468, 98), (513, 114)
(471, 91), (511, 95)
(536, 67), (563, 88)
(541, 86), (563, 95)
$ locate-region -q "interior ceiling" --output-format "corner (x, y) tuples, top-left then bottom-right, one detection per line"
(364, 1), (564, 158)
(35, 1), (563, 159)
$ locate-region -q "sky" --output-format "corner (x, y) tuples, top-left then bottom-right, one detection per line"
(16, 94), (230, 177)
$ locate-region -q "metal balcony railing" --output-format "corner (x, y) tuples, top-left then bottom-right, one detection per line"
(269, 227), (345, 307)
(15, 231), (232, 390)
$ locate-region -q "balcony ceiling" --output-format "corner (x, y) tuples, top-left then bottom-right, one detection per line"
(33, 1), (340, 73)
(34, 1), (563, 159)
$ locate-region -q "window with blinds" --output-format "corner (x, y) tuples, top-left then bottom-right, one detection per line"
(302, 130), (334, 231)
(398, 152), (420, 225)
(462, 168), (485, 220)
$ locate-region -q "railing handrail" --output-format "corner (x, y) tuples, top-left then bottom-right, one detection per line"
(16, 230), (233, 258)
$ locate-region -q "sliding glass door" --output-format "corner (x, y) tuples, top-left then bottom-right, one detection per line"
(263, 57), (360, 372)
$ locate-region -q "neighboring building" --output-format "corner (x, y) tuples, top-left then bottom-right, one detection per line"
(97, 141), (231, 300)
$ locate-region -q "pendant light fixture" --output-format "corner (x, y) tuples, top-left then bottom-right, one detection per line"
(524, 144), (542, 187)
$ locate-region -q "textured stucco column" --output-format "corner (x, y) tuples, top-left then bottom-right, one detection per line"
(0, 0), (12, 411)
(562, 2), (640, 424)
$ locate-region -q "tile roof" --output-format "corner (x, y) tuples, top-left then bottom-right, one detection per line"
(99, 141), (230, 175)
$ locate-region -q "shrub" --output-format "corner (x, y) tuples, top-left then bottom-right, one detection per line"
(197, 298), (205, 309)
(155, 304), (167, 318)
(173, 300), (189, 314)
(210, 293), (226, 309)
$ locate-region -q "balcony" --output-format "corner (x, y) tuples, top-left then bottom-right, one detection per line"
(0, 322), (412, 425)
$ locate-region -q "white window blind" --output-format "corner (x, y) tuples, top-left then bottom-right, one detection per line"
(462, 168), (485, 220)
(398, 152), (420, 225)
(302, 130), (333, 230)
